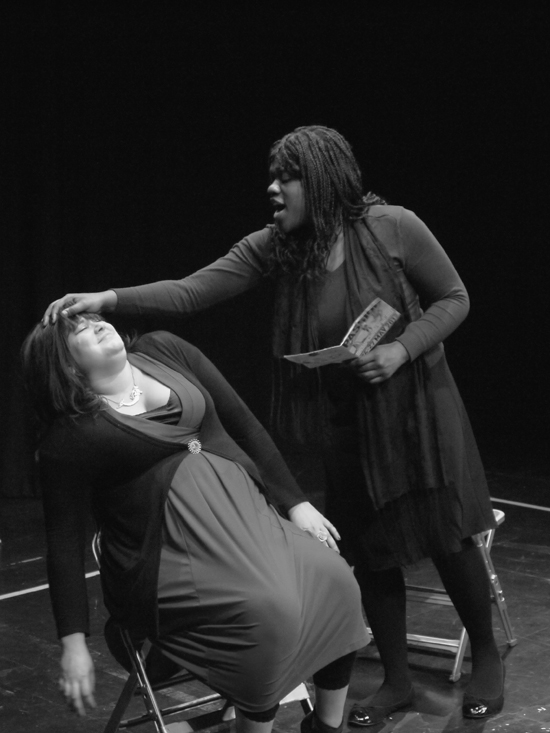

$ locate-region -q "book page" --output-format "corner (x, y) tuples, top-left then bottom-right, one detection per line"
(284, 298), (400, 369)
(342, 298), (401, 357)
(283, 345), (355, 368)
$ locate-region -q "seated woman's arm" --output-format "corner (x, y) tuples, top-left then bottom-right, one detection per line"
(40, 437), (96, 715)
(141, 332), (341, 549)
(59, 633), (96, 716)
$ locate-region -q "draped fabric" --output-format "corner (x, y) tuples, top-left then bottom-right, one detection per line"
(272, 217), (469, 510)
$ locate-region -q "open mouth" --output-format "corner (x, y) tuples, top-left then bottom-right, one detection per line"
(272, 201), (286, 216)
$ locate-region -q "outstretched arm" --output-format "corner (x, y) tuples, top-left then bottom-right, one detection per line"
(43, 228), (273, 324)
(43, 290), (118, 324)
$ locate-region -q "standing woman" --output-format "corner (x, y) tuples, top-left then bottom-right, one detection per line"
(45, 125), (504, 723)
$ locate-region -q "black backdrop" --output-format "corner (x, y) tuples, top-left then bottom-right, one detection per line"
(2, 5), (548, 497)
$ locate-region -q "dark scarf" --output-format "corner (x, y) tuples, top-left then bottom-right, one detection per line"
(271, 217), (448, 509)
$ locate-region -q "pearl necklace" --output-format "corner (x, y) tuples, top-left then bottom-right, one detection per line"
(102, 365), (143, 409)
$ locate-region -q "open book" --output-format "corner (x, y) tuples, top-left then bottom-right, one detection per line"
(284, 298), (400, 369)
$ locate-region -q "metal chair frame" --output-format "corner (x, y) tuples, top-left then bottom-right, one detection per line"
(404, 508), (517, 681)
(103, 630), (228, 733)
(92, 534), (313, 732)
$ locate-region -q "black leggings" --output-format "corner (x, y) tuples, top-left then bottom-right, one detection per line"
(313, 650), (357, 689)
(239, 651), (357, 722)
(239, 703), (280, 723)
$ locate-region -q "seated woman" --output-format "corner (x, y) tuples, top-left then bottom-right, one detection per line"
(21, 314), (370, 733)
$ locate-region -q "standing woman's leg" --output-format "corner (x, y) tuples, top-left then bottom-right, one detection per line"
(433, 540), (504, 706)
(352, 563), (413, 710)
(322, 448), (413, 724)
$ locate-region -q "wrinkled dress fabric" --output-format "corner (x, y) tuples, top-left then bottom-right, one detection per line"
(133, 362), (368, 714)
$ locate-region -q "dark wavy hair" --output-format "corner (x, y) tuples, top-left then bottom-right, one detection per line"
(21, 313), (123, 425)
(267, 125), (386, 279)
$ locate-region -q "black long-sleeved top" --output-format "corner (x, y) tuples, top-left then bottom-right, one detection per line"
(114, 207), (470, 362)
(39, 332), (307, 640)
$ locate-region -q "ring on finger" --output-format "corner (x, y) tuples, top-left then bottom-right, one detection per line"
(316, 532), (328, 542)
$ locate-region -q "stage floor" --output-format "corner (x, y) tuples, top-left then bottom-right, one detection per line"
(1, 450), (549, 733)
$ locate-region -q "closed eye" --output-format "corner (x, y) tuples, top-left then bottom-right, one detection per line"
(269, 167), (295, 186)
(74, 321), (91, 335)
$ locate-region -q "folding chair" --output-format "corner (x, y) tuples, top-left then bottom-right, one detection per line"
(404, 508), (517, 681)
(92, 534), (313, 732)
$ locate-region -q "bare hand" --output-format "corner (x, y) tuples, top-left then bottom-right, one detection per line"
(351, 342), (410, 384)
(59, 633), (96, 716)
(288, 501), (341, 552)
(42, 290), (118, 326)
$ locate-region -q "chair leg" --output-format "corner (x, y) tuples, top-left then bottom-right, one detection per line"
(105, 626), (314, 731)
(280, 682), (314, 714)
(103, 668), (139, 733)
(121, 630), (170, 733)
(449, 627), (468, 682)
(474, 534), (518, 646)
(447, 532), (517, 682)
(221, 702), (236, 721)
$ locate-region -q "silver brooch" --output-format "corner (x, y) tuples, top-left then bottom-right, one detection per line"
(187, 439), (202, 455)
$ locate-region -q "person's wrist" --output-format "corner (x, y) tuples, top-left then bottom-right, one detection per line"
(61, 632), (86, 649)
(104, 290), (118, 312)
(288, 502), (302, 517)
(394, 340), (410, 364)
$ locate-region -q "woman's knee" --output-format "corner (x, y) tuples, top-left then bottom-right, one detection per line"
(353, 562), (405, 593)
(243, 590), (301, 646)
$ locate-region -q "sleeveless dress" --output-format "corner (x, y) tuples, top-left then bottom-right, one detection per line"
(122, 353), (368, 715)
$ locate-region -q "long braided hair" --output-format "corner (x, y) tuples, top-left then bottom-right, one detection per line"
(267, 125), (385, 279)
